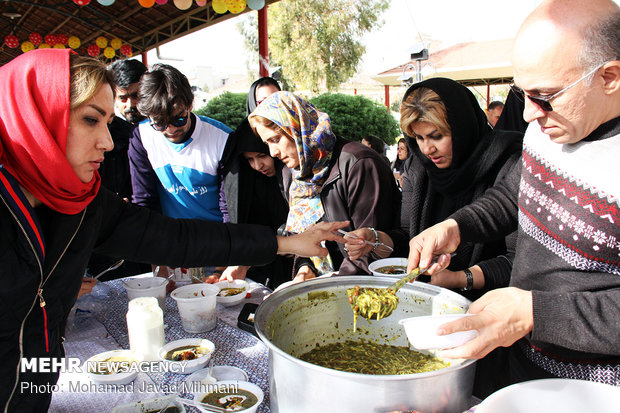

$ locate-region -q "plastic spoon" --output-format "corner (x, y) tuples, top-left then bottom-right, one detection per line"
(91, 259), (125, 280)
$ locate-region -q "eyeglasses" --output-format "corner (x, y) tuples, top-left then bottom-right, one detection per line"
(149, 110), (189, 132)
(510, 61), (608, 112)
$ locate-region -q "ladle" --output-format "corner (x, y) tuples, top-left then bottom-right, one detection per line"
(347, 254), (454, 327)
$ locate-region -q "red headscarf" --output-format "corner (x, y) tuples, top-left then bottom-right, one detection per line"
(0, 49), (100, 214)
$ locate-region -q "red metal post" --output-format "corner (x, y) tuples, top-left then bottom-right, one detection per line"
(385, 85), (390, 109)
(486, 84), (490, 108)
(258, 6), (269, 77)
(141, 52), (148, 67)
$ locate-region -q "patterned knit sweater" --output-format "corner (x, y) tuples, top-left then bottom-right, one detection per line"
(452, 116), (620, 385)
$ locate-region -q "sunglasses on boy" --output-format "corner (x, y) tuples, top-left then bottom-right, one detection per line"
(510, 61), (609, 112)
(149, 110), (189, 132)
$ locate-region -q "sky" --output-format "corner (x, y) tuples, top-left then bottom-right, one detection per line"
(147, 0), (544, 77)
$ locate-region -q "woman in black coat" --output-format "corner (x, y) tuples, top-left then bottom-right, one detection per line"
(0, 50), (344, 411)
(345, 78), (523, 300)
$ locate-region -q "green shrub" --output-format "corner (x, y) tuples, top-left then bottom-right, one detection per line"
(195, 92), (247, 130)
(310, 93), (400, 145)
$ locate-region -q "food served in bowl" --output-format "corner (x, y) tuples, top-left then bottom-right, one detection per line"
(368, 257), (408, 277)
(159, 338), (215, 374)
(85, 349), (144, 385)
(214, 280), (248, 307)
(194, 380), (263, 413)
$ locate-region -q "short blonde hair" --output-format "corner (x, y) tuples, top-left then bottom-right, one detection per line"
(69, 54), (114, 110)
(400, 87), (451, 137)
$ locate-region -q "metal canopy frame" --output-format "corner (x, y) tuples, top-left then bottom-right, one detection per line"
(0, 0), (279, 66)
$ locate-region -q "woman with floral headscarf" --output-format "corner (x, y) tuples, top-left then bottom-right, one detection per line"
(249, 92), (401, 280)
(0, 50), (346, 411)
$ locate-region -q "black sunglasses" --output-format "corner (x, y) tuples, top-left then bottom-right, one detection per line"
(509, 61), (608, 112)
(149, 111), (189, 132)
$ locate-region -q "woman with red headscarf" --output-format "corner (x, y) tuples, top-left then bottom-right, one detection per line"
(0, 49), (345, 411)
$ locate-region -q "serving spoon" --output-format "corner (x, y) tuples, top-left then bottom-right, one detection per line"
(347, 254), (454, 327)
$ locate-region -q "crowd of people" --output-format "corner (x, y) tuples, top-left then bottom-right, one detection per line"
(0, 0), (618, 410)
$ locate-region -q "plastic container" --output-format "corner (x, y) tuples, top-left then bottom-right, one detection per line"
(194, 380), (264, 413)
(158, 338), (215, 374)
(126, 297), (165, 361)
(368, 257), (408, 277)
(398, 313), (478, 350)
(215, 280), (248, 307)
(171, 284), (220, 333)
(123, 277), (168, 311)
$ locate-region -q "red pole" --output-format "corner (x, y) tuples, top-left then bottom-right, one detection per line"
(486, 84), (490, 109)
(385, 85), (390, 109)
(258, 6), (269, 77)
(141, 52), (148, 67)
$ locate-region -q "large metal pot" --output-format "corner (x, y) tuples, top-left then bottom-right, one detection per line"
(255, 276), (476, 413)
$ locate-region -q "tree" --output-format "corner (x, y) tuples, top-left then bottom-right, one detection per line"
(240, 0), (389, 92)
(310, 93), (400, 144)
(195, 92), (247, 130)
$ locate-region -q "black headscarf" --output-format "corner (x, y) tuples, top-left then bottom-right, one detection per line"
(494, 89), (528, 133)
(398, 78), (522, 277)
(246, 77), (281, 115)
(403, 78), (521, 197)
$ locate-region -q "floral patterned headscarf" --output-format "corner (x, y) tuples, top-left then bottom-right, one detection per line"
(250, 92), (337, 273)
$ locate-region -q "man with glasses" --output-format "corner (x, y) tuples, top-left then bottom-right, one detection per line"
(402, 0), (620, 397)
(130, 63), (231, 221)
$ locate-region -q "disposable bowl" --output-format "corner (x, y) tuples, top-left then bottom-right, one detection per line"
(215, 280), (248, 307)
(399, 313), (478, 350)
(368, 257), (408, 277)
(84, 349), (143, 385)
(194, 380), (264, 413)
(158, 338), (215, 375)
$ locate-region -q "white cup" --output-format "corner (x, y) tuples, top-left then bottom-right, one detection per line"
(171, 284), (220, 333)
(123, 278), (168, 311)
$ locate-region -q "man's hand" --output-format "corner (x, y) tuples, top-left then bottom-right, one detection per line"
(407, 219), (461, 274)
(292, 265), (316, 284)
(219, 265), (250, 282)
(436, 287), (534, 359)
(277, 221), (348, 257)
(78, 277), (98, 298)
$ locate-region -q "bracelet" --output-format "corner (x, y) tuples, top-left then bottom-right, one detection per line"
(461, 268), (474, 291)
(368, 227), (379, 251)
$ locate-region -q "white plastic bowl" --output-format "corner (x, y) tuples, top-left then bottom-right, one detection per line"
(123, 277), (168, 311)
(111, 397), (186, 413)
(476, 378), (620, 413)
(159, 338), (215, 375)
(84, 349), (143, 385)
(399, 313), (478, 350)
(215, 280), (248, 307)
(368, 257), (408, 277)
(194, 380), (264, 413)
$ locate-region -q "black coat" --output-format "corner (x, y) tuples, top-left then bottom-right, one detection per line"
(0, 176), (277, 411)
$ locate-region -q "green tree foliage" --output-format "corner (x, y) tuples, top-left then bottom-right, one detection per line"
(310, 93), (400, 144)
(195, 92), (247, 130)
(268, 0), (389, 92)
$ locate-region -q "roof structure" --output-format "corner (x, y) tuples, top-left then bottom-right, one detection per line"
(373, 38), (515, 87)
(0, 0), (278, 67)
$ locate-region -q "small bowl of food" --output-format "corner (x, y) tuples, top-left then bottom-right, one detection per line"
(84, 349), (143, 385)
(368, 257), (408, 277)
(214, 280), (248, 307)
(159, 338), (215, 375)
(399, 313), (478, 350)
(111, 397), (185, 413)
(194, 380), (264, 413)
